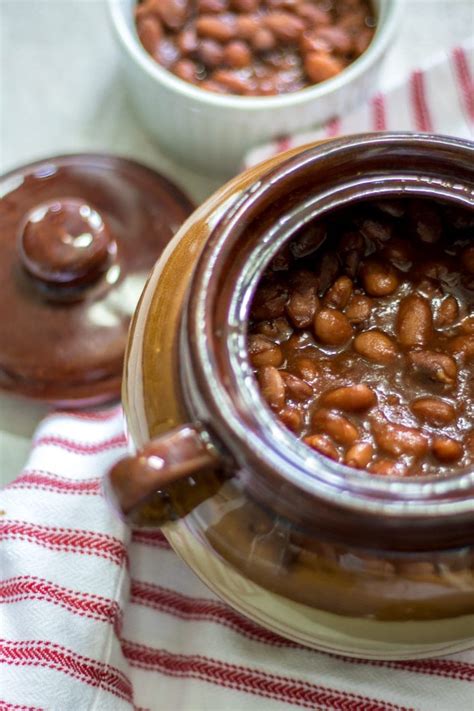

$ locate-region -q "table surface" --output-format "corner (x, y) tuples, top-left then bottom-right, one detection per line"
(1, 0), (473, 486)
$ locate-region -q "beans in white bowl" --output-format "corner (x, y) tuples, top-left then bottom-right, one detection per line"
(108, 0), (400, 175)
(135, 0), (376, 96)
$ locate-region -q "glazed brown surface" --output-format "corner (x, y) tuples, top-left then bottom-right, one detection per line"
(249, 197), (474, 477)
(109, 424), (221, 517)
(123, 136), (474, 626)
(205, 493), (474, 619)
(121, 144), (308, 524)
(18, 198), (117, 287)
(135, 0), (375, 95)
(0, 155), (193, 404)
(170, 134), (474, 548)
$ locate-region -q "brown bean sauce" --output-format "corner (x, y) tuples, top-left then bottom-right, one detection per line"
(248, 198), (474, 477)
(134, 0), (375, 96)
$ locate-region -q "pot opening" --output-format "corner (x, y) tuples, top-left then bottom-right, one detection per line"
(241, 192), (473, 481)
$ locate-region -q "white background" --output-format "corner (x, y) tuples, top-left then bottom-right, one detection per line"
(1, 0), (473, 485)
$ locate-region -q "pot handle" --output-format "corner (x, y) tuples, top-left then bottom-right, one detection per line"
(106, 424), (221, 518)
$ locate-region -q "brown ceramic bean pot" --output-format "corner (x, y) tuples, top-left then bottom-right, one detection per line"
(109, 133), (474, 659)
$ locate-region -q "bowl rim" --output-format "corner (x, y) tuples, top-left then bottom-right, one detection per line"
(108, 0), (401, 112)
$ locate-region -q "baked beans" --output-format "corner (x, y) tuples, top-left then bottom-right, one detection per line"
(249, 197), (474, 477)
(135, 0), (376, 95)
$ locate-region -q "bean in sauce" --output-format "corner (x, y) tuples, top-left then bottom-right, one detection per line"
(135, 0), (376, 96)
(248, 197), (474, 477)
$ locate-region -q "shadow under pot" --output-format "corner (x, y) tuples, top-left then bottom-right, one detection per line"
(107, 133), (474, 660)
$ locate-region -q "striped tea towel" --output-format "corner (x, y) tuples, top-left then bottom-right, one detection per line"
(1, 407), (474, 711)
(244, 39), (473, 168)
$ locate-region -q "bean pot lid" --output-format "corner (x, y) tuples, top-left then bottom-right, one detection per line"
(0, 154), (194, 405)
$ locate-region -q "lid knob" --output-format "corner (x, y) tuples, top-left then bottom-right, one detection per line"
(18, 198), (117, 287)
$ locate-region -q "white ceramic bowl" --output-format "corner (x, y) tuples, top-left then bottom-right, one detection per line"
(108, 0), (400, 176)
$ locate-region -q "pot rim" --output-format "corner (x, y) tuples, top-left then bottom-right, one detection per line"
(184, 132), (474, 546)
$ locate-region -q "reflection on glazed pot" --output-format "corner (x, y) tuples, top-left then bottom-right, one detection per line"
(192, 480), (474, 621)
